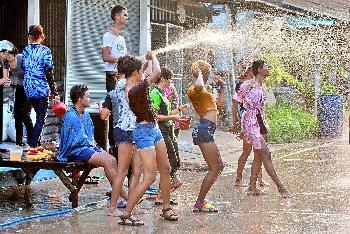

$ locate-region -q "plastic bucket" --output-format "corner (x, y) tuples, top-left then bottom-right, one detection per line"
(179, 116), (191, 130)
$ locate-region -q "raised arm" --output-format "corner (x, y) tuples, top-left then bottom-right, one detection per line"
(144, 51), (161, 86)
(192, 67), (204, 92)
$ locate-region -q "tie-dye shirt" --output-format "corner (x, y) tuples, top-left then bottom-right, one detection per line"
(22, 44), (54, 99)
(234, 80), (267, 149)
(57, 108), (96, 162)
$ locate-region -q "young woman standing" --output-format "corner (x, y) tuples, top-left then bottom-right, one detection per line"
(187, 60), (225, 212)
(118, 52), (179, 225)
(22, 25), (59, 148)
(236, 60), (292, 198)
(232, 63), (267, 187)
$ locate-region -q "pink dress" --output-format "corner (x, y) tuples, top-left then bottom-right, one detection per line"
(234, 80), (268, 149)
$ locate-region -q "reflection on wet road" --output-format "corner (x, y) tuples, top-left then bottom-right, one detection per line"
(1, 136), (350, 233)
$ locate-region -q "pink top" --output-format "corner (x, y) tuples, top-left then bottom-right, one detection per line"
(235, 80), (268, 149)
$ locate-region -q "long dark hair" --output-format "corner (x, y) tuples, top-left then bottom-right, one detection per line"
(117, 55), (143, 78)
(252, 60), (265, 76)
(155, 67), (173, 84)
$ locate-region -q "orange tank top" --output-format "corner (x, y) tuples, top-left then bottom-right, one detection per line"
(187, 86), (217, 118)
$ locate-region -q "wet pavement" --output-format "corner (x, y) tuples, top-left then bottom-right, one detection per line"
(1, 130), (350, 233)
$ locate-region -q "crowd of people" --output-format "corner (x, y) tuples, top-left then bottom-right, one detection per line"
(0, 4), (292, 227)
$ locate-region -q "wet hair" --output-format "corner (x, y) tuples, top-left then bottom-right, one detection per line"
(117, 55), (143, 78)
(252, 60), (265, 76)
(155, 67), (173, 84)
(70, 84), (88, 104)
(111, 5), (127, 21)
(28, 25), (46, 41)
(191, 60), (211, 83)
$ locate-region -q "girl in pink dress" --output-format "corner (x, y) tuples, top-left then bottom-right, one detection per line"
(236, 60), (292, 198)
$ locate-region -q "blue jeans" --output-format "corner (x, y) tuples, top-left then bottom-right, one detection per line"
(133, 123), (163, 150)
(114, 127), (134, 145)
(29, 97), (48, 147)
(192, 119), (216, 145)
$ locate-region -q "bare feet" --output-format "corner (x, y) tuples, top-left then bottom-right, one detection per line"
(279, 188), (293, 198)
(234, 178), (248, 187)
(171, 178), (183, 192)
(246, 186), (267, 196)
(107, 207), (123, 217)
(258, 180), (270, 187)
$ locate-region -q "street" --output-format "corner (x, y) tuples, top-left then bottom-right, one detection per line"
(1, 131), (349, 233)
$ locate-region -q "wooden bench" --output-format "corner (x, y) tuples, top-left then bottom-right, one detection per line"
(0, 159), (95, 208)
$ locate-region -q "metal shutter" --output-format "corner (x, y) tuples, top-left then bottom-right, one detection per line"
(66, 0), (140, 112)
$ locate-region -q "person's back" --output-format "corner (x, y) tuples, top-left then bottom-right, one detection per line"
(22, 43), (53, 99)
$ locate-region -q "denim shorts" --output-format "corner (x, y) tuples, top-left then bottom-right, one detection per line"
(68, 146), (103, 162)
(192, 119), (216, 145)
(133, 123), (164, 150)
(114, 127), (134, 145)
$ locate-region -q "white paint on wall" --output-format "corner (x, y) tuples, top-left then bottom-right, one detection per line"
(140, 0), (151, 55)
(28, 0), (40, 26)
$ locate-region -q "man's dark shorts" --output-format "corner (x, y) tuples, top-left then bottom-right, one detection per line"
(68, 146), (103, 162)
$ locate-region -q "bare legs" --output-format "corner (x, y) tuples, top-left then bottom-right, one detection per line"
(88, 151), (119, 215)
(235, 139), (252, 187)
(121, 141), (178, 224)
(107, 143), (142, 216)
(235, 139), (267, 187)
(247, 136), (292, 198)
(196, 142), (224, 203)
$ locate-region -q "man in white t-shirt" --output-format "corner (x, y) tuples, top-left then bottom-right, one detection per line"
(102, 5), (128, 92)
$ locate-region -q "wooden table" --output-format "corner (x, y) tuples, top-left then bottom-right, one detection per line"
(0, 159), (95, 208)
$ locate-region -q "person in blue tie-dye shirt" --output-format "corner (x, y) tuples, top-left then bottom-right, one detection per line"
(58, 84), (121, 217)
(22, 25), (59, 148)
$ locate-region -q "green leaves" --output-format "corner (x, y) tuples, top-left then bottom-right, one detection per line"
(265, 103), (318, 143)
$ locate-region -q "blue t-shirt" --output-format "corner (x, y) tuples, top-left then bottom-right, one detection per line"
(22, 44), (54, 99)
(57, 108), (96, 162)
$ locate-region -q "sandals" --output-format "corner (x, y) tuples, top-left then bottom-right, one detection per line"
(192, 201), (219, 213)
(118, 214), (144, 226)
(84, 176), (99, 184)
(155, 198), (178, 206)
(160, 208), (179, 221)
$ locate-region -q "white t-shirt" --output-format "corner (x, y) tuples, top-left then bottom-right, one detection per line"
(102, 31), (127, 72)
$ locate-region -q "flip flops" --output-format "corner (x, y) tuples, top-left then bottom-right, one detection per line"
(160, 208), (179, 221)
(83, 176), (99, 184)
(118, 214), (144, 226)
